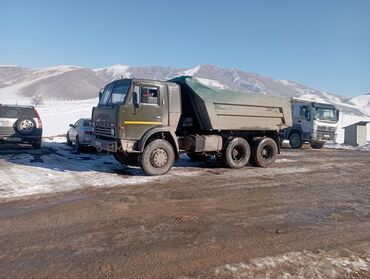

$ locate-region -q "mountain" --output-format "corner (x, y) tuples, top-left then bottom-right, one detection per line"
(0, 64), (368, 116)
(349, 93), (370, 115)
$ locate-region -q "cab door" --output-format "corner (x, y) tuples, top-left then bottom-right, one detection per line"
(123, 83), (168, 140)
(298, 105), (313, 140)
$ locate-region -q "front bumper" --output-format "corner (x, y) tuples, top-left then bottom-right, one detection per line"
(93, 138), (118, 152)
(311, 131), (336, 142)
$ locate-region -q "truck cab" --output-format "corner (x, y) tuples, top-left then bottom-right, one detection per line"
(284, 99), (339, 149)
(92, 78), (181, 171)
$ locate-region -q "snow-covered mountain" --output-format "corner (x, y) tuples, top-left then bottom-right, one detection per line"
(0, 64), (369, 116)
(349, 93), (370, 116)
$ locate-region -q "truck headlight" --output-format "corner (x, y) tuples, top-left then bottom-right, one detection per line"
(111, 128), (115, 136)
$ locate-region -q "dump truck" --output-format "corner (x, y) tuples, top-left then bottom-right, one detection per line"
(92, 76), (292, 175)
(282, 99), (339, 149)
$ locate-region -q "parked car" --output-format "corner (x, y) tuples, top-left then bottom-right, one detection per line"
(0, 104), (43, 149)
(66, 118), (94, 152)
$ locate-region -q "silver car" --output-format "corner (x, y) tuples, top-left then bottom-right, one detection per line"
(66, 118), (93, 152)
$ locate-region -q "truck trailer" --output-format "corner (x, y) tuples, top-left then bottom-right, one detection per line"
(92, 76), (292, 175)
(282, 99), (339, 149)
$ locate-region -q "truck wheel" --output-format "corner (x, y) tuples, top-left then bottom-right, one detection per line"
(250, 137), (278, 168)
(141, 139), (175, 176)
(113, 152), (139, 166)
(222, 137), (250, 169)
(311, 142), (325, 149)
(187, 153), (212, 162)
(289, 132), (302, 149)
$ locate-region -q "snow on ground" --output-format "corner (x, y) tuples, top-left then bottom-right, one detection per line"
(0, 139), (154, 199)
(36, 99), (98, 136)
(214, 245), (370, 278)
(325, 142), (370, 151)
(0, 138), (200, 200)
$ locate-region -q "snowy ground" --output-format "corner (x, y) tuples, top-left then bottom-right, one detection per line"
(0, 138), (203, 199)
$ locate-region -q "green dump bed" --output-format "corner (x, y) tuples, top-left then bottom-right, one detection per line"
(170, 76), (292, 131)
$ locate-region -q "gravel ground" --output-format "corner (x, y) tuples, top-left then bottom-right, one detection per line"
(0, 143), (369, 278)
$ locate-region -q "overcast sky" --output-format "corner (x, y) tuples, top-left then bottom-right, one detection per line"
(1, 0), (369, 96)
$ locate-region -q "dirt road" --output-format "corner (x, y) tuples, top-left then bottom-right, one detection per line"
(0, 145), (369, 278)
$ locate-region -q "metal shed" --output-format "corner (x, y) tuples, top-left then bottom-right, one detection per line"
(343, 121), (370, 146)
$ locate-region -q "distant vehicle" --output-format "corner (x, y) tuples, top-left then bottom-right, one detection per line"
(66, 118), (93, 152)
(91, 76), (292, 175)
(0, 104), (42, 149)
(282, 99), (339, 149)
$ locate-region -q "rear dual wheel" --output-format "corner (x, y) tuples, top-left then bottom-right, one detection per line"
(250, 137), (278, 167)
(220, 137), (250, 168)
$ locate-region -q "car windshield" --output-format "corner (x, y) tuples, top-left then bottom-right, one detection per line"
(314, 108), (338, 122)
(99, 82), (130, 105)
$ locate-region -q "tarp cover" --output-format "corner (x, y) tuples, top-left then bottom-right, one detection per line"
(169, 76), (292, 131)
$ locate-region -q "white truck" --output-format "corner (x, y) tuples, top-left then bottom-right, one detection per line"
(283, 99), (339, 149)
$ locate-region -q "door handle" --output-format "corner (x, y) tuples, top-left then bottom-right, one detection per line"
(298, 120), (302, 123)
(154, 116), (161, 119)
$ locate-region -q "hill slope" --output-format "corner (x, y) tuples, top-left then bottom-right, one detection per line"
(0, 64), (368, 116)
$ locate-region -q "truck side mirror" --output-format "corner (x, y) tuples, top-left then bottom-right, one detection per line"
(133, 92), (139, 109)
(99, 92), (102, 101)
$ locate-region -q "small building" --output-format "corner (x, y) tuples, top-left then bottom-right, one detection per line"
(343, 121), (370, 146)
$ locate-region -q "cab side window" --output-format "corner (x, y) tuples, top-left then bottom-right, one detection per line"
(300, 106), (310, 120)
(141, 86), (159, 105)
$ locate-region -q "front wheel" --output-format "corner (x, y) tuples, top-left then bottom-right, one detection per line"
(140, 139), (175, 176)
(289, 132), (302, 149)
(250, 137), (278, 168)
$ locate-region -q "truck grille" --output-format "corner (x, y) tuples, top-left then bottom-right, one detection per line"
(317, 125), (336, 132)
(94, 126), (112, 136)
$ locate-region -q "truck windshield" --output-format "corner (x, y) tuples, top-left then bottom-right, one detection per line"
(314, 108), (338, 122)
(99, 82), (130, 105)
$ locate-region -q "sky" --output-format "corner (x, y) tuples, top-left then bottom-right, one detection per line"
(0, 0), (369, 97)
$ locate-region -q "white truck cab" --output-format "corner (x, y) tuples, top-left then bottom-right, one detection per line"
(283, 99), (339, 149)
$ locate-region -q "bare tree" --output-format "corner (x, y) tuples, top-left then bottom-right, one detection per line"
(31, 94), (44, 106)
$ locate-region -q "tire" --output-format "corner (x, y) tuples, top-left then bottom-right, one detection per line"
(289, 132), (302, 149)
(311, 142), (325, 149)
(250, 137), (278, 168)
(15, 118), (36, 135)
(113, 152), (139, 166)
(140, 139), (175, 176)
(187, 153), (212, 162)
(222, 137), (250, 169)
(66, 132), (73, 146)
(75, 136), (82, 152)
(32, 141), (41, 149)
